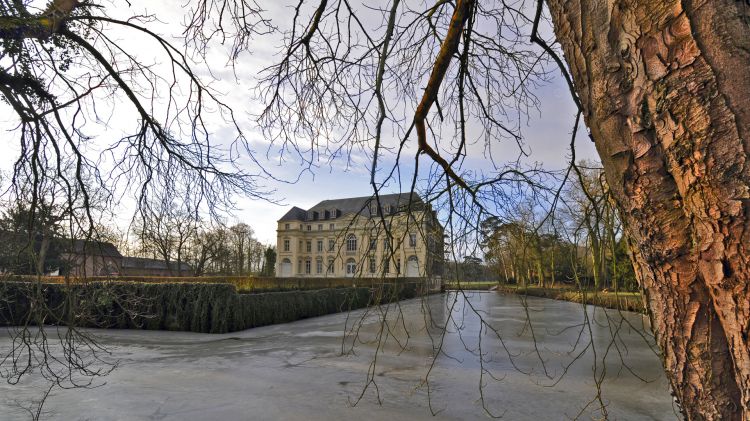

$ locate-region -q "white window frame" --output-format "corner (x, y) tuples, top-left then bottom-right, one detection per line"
(346, 234), (357, 252)
(346, 259), (357, 276)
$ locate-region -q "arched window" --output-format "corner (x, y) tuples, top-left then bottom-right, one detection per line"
(346, 234), (357, 252)
(280, 258), (292, 277)
(345, 258), (357, 277)
(406, 255), (420, 277)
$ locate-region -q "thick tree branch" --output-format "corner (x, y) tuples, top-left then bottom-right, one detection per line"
(414, 0), (474, 192)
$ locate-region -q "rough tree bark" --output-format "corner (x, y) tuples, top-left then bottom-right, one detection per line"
(547, 0), (750, 419)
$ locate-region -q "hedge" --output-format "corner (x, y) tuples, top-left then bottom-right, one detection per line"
(0, 280), (428, 334)
(4, 275), (434, 294)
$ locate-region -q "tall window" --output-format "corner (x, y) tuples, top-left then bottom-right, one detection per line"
(299, 241), (303, 252)
(383, 237), (390, 251)
(329, 223), (335, 230)
(306, 241), (312, 253)
(318, 224), (323, 231)
(307, 225), (312, 231)
(384, 259), (390, 274)
(316, 258), (323, 274)
(283, 239), (290, 252)
(409, 233), (417, 247)
(317, 240), (323, 253)
(297, 259), (302, 273)
(328, 239), (335, 252)
(327, 258), (334, 274)
(285, 223), (290, 230)
(369, 238), (377, 251)
(346, 234), (357, 252)
(305, 259), (311, 274)
(396, 258), (401, 274)
(369, 256), (376, 273)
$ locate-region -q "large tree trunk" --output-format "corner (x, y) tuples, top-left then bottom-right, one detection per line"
(547, 0), (750, 419)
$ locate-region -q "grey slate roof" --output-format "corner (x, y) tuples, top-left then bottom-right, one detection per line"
(121, 256), (191, 271)
(71, 239), (123, 258)
(278, 193), (424, 222)
(278, 206), (308, 222)
(0, 231), (123, 258)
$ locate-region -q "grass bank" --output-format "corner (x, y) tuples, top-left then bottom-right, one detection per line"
(443, 281), (498, 290)
(494, 284), (644, 313)
(445, 282), (644, 313)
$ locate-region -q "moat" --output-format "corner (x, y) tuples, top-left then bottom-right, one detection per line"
(0, 292), (677, 420)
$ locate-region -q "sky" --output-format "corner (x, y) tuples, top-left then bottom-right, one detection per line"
(0, 0), (598, 245)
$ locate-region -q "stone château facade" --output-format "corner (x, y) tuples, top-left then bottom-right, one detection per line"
(276, 193), (444, 278)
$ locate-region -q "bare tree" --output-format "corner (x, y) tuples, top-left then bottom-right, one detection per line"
(135, 199), (197, 276)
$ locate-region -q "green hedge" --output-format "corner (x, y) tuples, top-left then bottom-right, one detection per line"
(0, 281), (423, 334)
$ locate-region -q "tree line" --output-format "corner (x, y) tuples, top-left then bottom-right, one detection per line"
(0, 201), (276, 277)
(478, 162), (636, 291)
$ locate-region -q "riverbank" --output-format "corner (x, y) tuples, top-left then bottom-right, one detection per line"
(446, 282), (644, 313)
(496, 285), (644, 313)
(443, 281), (497, 290)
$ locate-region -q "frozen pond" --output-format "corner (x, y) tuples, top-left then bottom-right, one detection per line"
(0, 292), (678, 420)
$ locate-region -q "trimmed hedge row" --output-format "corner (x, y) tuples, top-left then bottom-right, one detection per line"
(0, 281), (424, 333)
(5, 275), (435, 294)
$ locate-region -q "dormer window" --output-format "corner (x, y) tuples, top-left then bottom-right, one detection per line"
(384, 204), (392, 214)
(369, 202), (378, 216)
